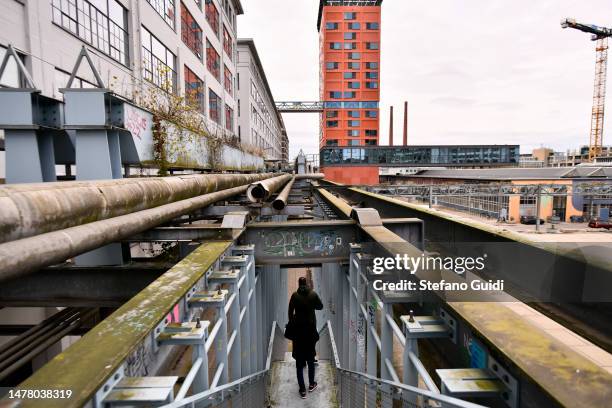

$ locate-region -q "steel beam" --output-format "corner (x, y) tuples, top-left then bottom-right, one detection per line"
(0, 263), (170, 306)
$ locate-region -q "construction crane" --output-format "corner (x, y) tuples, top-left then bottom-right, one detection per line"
(561, 18), (612, 161)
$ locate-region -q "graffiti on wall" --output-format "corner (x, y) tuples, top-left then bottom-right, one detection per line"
(260, 229), (344, 258)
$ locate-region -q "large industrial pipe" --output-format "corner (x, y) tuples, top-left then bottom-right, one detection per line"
(0, 183), (260, 282)
(246, 174), (293, 202)
(272, 177), (296, 211)
(0, 173), (274, 244)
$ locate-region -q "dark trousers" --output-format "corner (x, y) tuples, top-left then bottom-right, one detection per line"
(296, 359), (315, 391)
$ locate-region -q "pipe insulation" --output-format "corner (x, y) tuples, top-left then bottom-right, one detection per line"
(0, 173), (274, 244)
(0, 183), (258, 283)
(272, 177), (296, 211)
(246, 174), (293, 202)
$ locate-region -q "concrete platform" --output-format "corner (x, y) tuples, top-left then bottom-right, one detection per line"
(269, 352), (337, 408)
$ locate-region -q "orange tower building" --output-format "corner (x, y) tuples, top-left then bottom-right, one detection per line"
(318, 0), (382, 184)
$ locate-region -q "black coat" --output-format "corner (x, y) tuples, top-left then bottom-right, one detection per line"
(288, 287), (323, 361)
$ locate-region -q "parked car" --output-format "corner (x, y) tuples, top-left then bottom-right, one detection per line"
(570, 215), (585, 223)
(588, 218), (612, 230)
(520, 215), (545, 225)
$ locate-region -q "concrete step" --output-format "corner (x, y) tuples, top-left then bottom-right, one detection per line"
(269, 352), (337, 407)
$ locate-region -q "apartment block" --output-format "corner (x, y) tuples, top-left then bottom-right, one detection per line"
(236, 39), (286, 162)
(317, 0), (382, 184)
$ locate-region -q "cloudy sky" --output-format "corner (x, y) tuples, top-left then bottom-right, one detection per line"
(238, 0), (612, 159)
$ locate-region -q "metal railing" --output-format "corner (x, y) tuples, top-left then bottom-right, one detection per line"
(160, 321), (286, 408)
(318, 321), (486, 408)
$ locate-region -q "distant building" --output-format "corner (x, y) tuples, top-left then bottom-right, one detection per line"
(318, 0), (383, 184)
(236, 39), (286, 163)
(391, 167), (612, 222)
(323, 145), (520, 183)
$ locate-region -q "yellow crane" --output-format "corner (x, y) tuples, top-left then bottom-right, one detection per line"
(561, 18), (612, 161)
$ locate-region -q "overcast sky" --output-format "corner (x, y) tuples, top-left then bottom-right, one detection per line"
(238, 0), (612, 159)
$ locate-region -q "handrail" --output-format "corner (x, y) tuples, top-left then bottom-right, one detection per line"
(161, 321), (282, 408)
(323, 320), (482, 408)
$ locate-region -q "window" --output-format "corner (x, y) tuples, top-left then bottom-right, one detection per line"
(329, 91), (342, 98)
(223, 26), (233, 61)
(344, 72), (357, 79)
(348, 22), (360, 30)
(326, 120), (339, 128)
(366, 62), (378, 69)
(366, 81), (378, 89)
(344, 12), (356, 20)
(205, 0), (219, 35)
(326, 22), (338, 30)
(365, 139), (377, 146)
(225, 104), (234, 131)
(366, 42), (379, 50)
(145, 0), (175, 28)
(181, 3), (202, 58)
(347, 62), (360, 70)
(51, 0), (129, 65)
(366, 22), (379, 30)
(348, 111), (360, 118)
(348, 82), (360, 89)
(365, 130), (378, 136)
(326, 62), (339, 70)
(224, 65), (233, 95)
(365, 72), (378, 79)
(347, 130), (359, 137)
(344, 91), (356, 98)
(365, 110), (378, 118)
(184, 66), (204, 113)
(142, 27), (176, 91)
(330, 42), (342, 50)
(344, 42), (357, 50)
(348, 53), (361, 60)
(326, 111), (339, 118)
(209, 88), (221, 123)
(206, 39), (220, 81)
(348, 140), (360, 146)
(348, 120), (360, 127)
(344, 32), (356, 40)
(326, 140), (339, 146)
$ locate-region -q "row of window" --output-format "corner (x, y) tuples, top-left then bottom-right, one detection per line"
(51, 0), (234, 70)
(345, 81), (379, 89)
(326, 110), (378, 118)
(325, 140), (378, 147)
(321, 147), (520, 166)
(325, 22), (379, 30)
(341, 72), (378, 79)
(326, 62), (378, 70)
(326, 127), (378, 137)
(329, 42), (379, 50)
(51, 0), (129, 65)
(329, 87), (377, 98)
